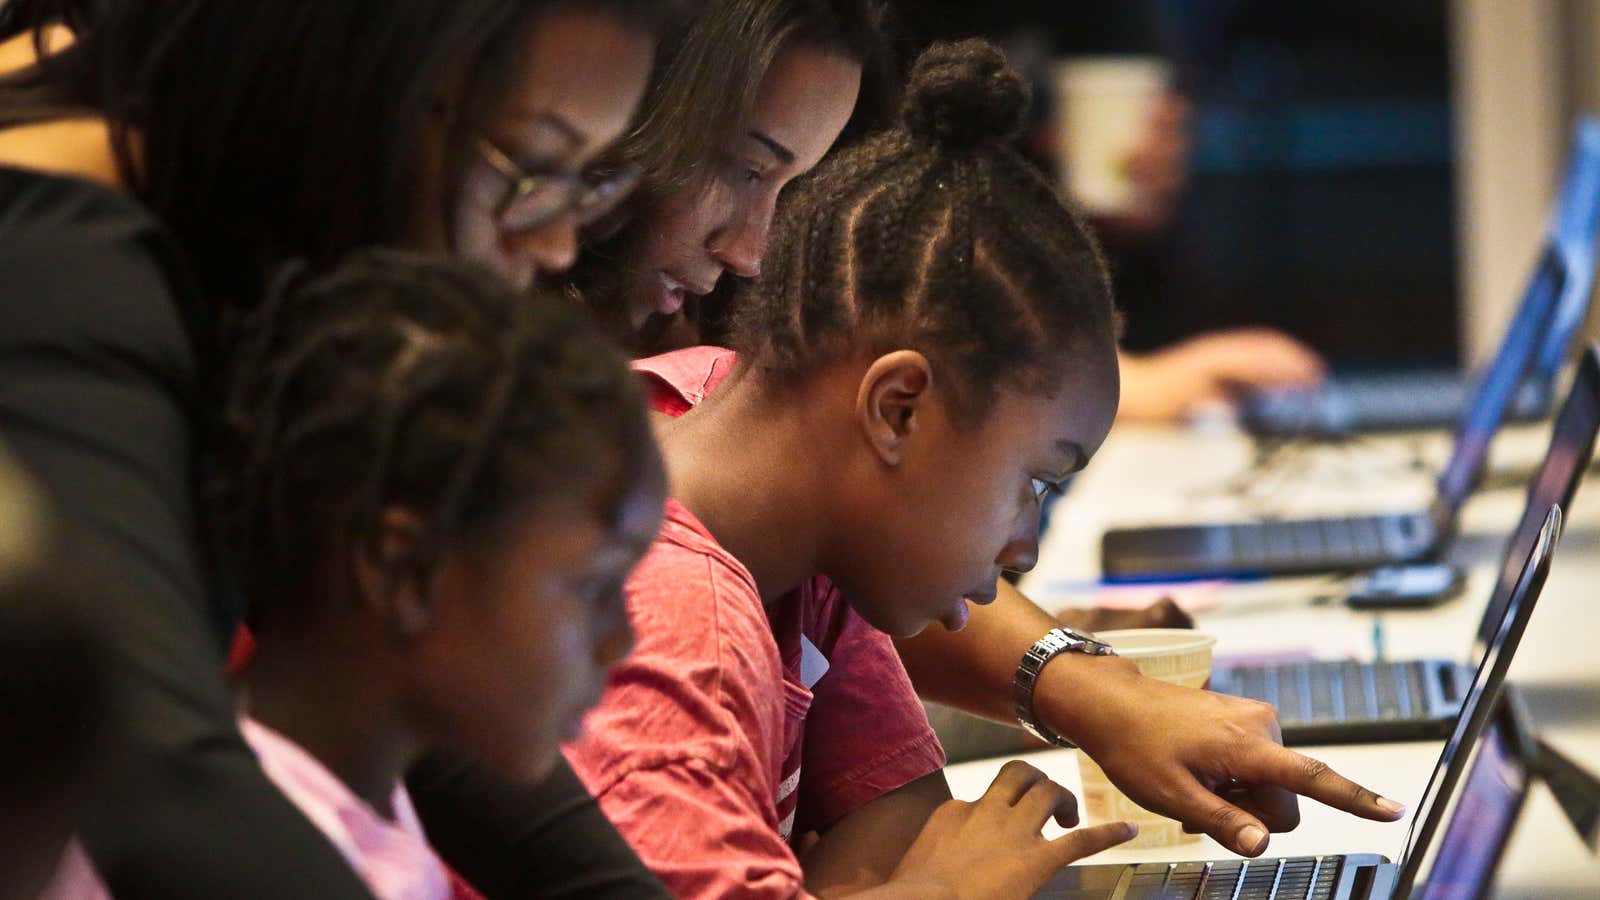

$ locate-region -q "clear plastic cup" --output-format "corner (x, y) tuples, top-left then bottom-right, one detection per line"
(1076, 628), (1217, 848)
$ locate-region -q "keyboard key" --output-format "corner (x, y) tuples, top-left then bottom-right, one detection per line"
(1278, 665), (1306, 722)
(1307, 663), (1337, 722)
(1353, 517), (1383, 559)
(1348, 663), (1377, 720)
(1263, 666), (1283, 709)
(1237, 860), (1280, 900)
(1310, 856), (1342, 900)
(1375, 662), (1404, 719)
(1265, 524), (1297, 563)
(1291, 521), (1325, 558)
(1236, 524), (1268, 567)
(1407, 661), (1430, 716)
(1321, 518), (1355, 560)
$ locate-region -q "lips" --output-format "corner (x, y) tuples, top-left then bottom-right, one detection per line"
(965, 586), (999, 606)
(658, 271), (717, 317)
(941, 598), (971, 631)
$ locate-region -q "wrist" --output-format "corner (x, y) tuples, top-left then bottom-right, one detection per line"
(1032, 650), (1140, 746)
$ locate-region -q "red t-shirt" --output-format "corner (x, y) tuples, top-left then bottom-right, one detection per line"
(563, 347), (946, 900)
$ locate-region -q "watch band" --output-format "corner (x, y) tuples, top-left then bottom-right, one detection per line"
(1013, 627), (1117, 750)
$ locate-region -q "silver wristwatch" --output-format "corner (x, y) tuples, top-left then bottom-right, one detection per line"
(1013, 627), (1117, 749)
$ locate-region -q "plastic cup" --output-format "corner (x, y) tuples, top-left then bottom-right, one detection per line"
(1052, 56), (1170, 215)
(1076, 628), (1217, 848)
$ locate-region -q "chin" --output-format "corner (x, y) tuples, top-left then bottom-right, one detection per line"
(476, 735), (562, 785)
(860, 605), (929, 639)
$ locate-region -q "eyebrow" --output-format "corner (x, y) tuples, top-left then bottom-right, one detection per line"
(748, 130), (796, 165)
(506, 110), (588, 153)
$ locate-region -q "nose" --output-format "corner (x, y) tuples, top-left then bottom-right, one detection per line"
(709, 203), (771, 279)
(509, 215), (579, 278)
(997, 534), (1040, 576)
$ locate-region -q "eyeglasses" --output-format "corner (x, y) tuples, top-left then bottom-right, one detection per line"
(475, 137), (642, 232)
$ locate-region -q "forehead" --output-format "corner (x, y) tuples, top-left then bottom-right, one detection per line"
(748, 44), (862, 169)
(500, 9), (654, 151)
(977, 354), (1120, 461)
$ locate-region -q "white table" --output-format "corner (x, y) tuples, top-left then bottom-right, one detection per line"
(951, 420), (1600, 896)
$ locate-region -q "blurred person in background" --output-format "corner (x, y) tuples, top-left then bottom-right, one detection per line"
(893, 0), (1327, 424)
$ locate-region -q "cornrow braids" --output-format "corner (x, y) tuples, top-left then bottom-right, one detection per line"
(729, 38), (1118, 423)
(212, 249), (654, 620)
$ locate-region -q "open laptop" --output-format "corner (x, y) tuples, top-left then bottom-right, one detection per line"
(1210, 344), (1600, 744)
(1100, 312), (1598, 580)
(1240, 117), (1600, 438)
(1411, 690), (1536, 900)
(1033, 504), (1561, 899)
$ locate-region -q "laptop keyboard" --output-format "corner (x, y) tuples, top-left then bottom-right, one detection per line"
(1224, 660), (1436, 724)
(1224, 514), (1422, 570)
(1122, 856), (1342, 899)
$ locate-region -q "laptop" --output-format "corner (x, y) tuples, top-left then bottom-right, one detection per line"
(1033, 504), (1562, 899)
(1210, 344), (1600, 744)
(1410, 690), (1536, 900)
(1240, 117), (1600, 438)
(1100, 316), (1599, 581)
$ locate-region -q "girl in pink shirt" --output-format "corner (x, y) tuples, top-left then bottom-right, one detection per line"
(209, 251), (665, 899)
(563, 40), (1140, 900)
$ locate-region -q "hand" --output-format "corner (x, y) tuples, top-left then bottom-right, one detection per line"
(1058, 598), (1192, 632)
(1118, 329), (1327, 423)
(1048, 660), (1405, 857)
(889, 761), (1136, 900)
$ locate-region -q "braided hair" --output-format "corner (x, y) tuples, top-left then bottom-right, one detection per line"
(728, 39), (1118, 422)
(212, 250), (656, 617)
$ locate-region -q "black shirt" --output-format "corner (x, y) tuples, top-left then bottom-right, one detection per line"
(0, 165), (668, 899)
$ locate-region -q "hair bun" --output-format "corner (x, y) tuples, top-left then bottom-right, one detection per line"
(901, 39), (1030, 151)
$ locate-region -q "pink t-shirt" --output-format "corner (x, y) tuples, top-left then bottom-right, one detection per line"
(242, 718), (457, 900)
(563, 347), (946, 900)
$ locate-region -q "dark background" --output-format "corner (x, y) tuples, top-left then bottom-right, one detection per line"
(888, 0), (1459, 367)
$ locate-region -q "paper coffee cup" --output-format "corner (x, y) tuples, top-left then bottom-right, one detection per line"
(1053, 56), (1170, 215)
(1077, 628), (1216, 848)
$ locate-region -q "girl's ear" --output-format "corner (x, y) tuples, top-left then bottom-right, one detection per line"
(352, 507), (438, 640)
(855, 350), (934, 467)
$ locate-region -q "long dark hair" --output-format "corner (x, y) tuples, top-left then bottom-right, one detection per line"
(610, 0), (894, 202)
(567, 0), (894, 352)
(0, 0), (681, 308)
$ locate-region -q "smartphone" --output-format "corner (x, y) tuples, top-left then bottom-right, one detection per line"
(1345, 563), (1466, 610)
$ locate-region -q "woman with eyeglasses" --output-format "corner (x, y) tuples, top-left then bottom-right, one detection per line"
(0, 1), (687, 896)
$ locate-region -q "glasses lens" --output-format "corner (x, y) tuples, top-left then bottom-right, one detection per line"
(498, 178), (579, 232)
(574, 166), (644, 227)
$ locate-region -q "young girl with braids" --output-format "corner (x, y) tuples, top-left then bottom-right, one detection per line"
(564, 40), (1406, 900)
(207, 251), (664, 898)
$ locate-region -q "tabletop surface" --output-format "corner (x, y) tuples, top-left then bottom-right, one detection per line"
(943, 417), (1600, 898)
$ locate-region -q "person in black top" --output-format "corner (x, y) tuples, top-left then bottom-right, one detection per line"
(0, 2), (687, 896)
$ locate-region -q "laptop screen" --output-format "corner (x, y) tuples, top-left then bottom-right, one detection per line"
(1434, 252), (1564, 511)
(1530, 118), (1600, 386)
(1474, 345), (1600, 653)
(1392, 506), (1558, 895)
(1436, 119), (1600, 512)
(1414, 715), (1529, 900)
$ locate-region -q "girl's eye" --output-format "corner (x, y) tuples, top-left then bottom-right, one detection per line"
(723, 155), (762, 185)
(1030, 478), (1062, 501)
